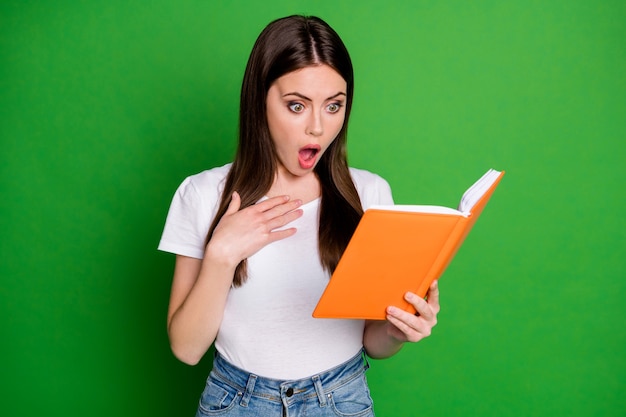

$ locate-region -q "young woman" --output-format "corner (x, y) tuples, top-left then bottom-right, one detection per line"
(159, 15), (440, 417)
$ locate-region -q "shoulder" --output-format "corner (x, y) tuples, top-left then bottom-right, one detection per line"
(172, 163), (232, 204)
(159, 163), (232, 259)
(180, 163), (231, 195)
(349, 167), (394, 208)
(349, 167), (388, 188)
(169, 163), (232, 215)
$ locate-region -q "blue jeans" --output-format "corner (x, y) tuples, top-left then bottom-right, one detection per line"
(195, 349), (375, 416)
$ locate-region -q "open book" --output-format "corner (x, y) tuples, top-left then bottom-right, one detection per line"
(312, 169), (505, 320)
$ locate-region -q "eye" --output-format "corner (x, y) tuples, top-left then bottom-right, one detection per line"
(288, 102), (305, 113)
(326, 102), (343, 113)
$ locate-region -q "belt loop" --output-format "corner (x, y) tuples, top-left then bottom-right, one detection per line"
(361, 348), (370, 371)
(312, 375), (327, 407)
(240, 374), (257, 407)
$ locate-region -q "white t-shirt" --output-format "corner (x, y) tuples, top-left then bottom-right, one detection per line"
(159, 163), (393, 379)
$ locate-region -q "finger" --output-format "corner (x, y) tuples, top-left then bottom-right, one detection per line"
(426, 281), (440, 314)
(266, 227), (298, 244)
(260, 200), (304, 225)
(266, 208), (304, 231)
(406, 292), (434, 321)
(225, 191), (241, 215)
(386, 308), (413, 334)
(253, 195), (294, 213)
(386, 307), (425, 343)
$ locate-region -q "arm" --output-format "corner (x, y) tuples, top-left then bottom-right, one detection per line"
(363, 280), (440, 359)
(166, 192), (303, 365)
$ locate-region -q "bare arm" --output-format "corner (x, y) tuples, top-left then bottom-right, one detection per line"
(166, 254), (235, 365)
(363, 280), (440, 359)
(166, 192), (303, 365)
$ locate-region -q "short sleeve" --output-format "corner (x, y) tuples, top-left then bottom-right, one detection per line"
(349, 167), (394, 209)
(158, 165), (230, 259)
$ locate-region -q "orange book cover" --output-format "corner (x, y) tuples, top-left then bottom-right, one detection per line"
(312, 169), (505, 320)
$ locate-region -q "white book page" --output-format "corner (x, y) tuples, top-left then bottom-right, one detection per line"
(457, 169), (501, 212)
(367, 169), (501, 217)
(368, 204), (464, 216)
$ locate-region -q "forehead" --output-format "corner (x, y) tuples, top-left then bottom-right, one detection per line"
(271, 65), (347, 95)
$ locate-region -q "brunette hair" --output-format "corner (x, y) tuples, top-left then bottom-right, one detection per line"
(207, 15), (363, 286)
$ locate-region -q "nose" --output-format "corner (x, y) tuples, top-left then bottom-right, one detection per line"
(306, 109), (323, 137)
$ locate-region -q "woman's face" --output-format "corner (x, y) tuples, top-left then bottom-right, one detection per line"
(266, 64), (347, 179)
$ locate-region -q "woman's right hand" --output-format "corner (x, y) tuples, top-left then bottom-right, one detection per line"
(206, 191), (303, 267)
(167, 193), (302, 365)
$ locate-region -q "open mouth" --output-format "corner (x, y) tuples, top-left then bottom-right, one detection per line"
(298, 145), (321, 169)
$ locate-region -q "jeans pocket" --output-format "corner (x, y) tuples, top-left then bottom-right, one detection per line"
(196, 376), (241, 416)
(328, 373), (374, 417)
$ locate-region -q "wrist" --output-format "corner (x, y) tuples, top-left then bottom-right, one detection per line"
(363, 321), (404, 359)
(204, 240), (242, 270)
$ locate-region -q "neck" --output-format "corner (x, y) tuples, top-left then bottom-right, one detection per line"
(268, 168), (320, 204)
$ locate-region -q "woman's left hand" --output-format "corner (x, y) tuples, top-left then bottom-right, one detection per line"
(384, 280), (440, 343)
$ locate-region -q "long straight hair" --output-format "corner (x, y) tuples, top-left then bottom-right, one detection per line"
(207, 15), (363, 287)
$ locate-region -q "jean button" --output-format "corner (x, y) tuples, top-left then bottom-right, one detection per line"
(286, 387), (294, 397)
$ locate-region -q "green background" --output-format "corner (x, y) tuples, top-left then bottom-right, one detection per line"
(1, 1), (624, 416)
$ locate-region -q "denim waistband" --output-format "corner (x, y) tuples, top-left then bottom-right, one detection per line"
(210, 349), (370, 407)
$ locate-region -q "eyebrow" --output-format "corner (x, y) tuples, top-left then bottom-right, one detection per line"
(282, 92), (346, 101)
